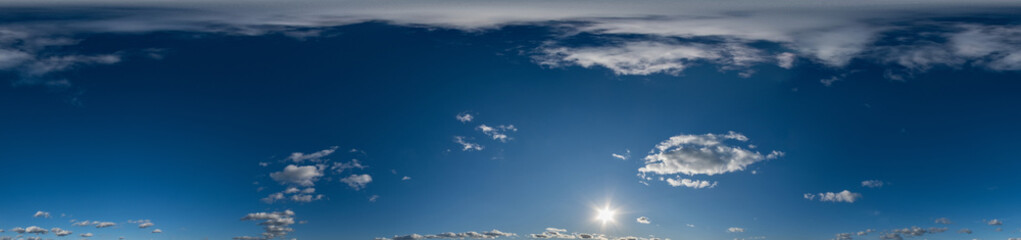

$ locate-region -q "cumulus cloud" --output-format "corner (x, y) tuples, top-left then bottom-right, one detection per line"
(152, 229), (163, 233)
(13, 226), (49, 234)
(958, 228), (972, 234)
(94, 222), (116, 228)
(80, 233), (93, 237)
(477, 124), (517, 142)
(639, 132), (781, 176)
(235, 210), (296, 240)
(637, 216), (650, 224)
(934, 217), (951, 224)
(987, 219), (1003, 225)
(378, 229), (515, 240)
(638, 132), (781, 187)
(665, 178), (717, 189)
(341, 174), (373, 190)
(287, 146), (338, 163)
(32, 211), (51, 218)
(804, 190), (862, 203)
(861, 180), (885, 188)
(52, 228), (72, 236)
(527, 227), (606, 239)
(454, 136), (484, 151)
(130, 219), (154, 228)
(270, 164), (324, 187)
(728, 227), (745, 233)
(456, 113), (474, 123)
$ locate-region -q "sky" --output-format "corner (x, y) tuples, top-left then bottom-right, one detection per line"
(1, 1), (1021, 240)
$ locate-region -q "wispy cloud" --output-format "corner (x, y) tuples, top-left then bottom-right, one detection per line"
(804, 190), (862, 203)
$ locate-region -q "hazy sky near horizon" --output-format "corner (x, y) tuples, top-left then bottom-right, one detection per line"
(2, 1), (1021, 240)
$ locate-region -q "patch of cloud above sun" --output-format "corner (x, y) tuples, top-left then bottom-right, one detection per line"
(637, 131), (783, 189)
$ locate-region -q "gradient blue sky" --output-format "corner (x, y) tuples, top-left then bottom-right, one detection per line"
(1, 1), (1021, 240)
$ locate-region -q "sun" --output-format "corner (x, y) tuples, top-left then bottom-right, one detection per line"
(595, 206), (617, 225)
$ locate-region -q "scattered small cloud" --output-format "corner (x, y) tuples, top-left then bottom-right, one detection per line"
(804, 190), (862, 203)
(612, 149), (631, 161)
(987, 219), (1003, 226)
(378, 229), (515, 240)
(934, 217), (952, 224)
(477, 124), (517, 142)
(33, 211), (51, 218)
(235, 210), (296, 240)
(666, 178), (718, 189)
(862, 180), (885, 188)
(728, 227), (745, 233)
(637, 216), (651, 224)
(152, 229), (163, 233)
(341, 174), (373, 190)
(456, 112), (474, 123)
(454, 136), (484, 151)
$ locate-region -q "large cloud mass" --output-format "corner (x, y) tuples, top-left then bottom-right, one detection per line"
(639, 132), (781, 176)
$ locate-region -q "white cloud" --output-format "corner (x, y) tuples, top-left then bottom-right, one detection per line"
(287, 146), (339, 163)
(152, 229), (163, 233)
(341, 174), (373, 190)
(379, 229), (515, 240)
(454, 136), (484, 151)
(331, 159), (367, 174)
(290, 194), (324, 202)
(402, 176), (411, 181)
(0, 0), (1020, 93)
(236, 210), (296, 240)
(527, 227), (608, 239)
(987, 219), (1003, 225)
(538, 41), (763, 76)
(636, 216), (650, 224)
(52, 228), (72, 236)
(13, 226), (48, 234)
(934, 217), (951, 224)
(665, 178), (717, 189)
(80, 233), (93, 237)
(820, 76), (842, 87)
(270, 164), (324, 187)
(957, 228), (972, 234)
(612, 149), (631, 160)
(776, 52), (796, 69)
(861, 180), (885, 188)
(456, 112), (474, 123)
(137, 221), (155, 228)
(728, 227), (745, 233)
(804, 190), (862, 203)
(638, 132), (782, 188)
(369, 195), (380, 202)
(33, 211), (51, 218)
(477, 124), (517, 142)
(94, 222), (116, 228)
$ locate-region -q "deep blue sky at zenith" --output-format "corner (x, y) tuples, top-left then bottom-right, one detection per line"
(2, 1), (1021, 240)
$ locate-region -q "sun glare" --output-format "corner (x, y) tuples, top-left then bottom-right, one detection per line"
(595, 206), (617, 225)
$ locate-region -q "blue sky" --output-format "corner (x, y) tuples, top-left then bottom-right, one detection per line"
(1, 1), (1021, 240)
